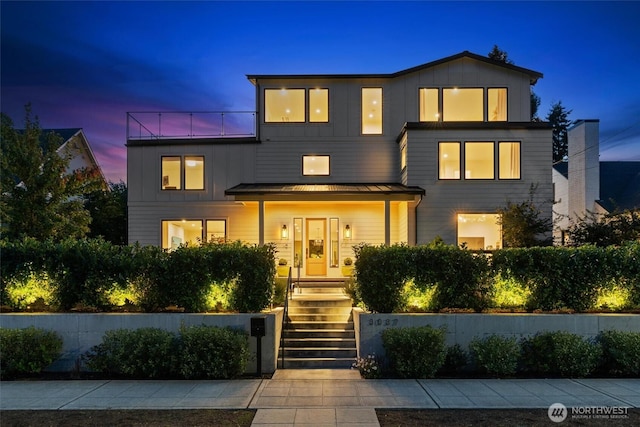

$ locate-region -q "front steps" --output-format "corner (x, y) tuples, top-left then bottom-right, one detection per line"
(279, 280), (356, 369)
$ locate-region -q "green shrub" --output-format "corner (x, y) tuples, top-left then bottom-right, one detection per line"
(521, 331), (602, 377)
(469, 335), (520, 377)
(597, 330), (640, 376)
(381, 326), (446, 378)
(83, 328), (178, 378)
(179, 325), (249, 379)
(0, 327), (63, 379)
(438, 344), (468, 377)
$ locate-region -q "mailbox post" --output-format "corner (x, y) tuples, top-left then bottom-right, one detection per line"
(250, 316), (266, 377)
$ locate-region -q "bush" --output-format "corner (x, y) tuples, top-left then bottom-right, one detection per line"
(179, 325), (249, 379)
(381, 326), (446, 378)
(438, 344), (468, 377)
(0, 327), (63, 379)
(597, 330), (640, 376)
(469, 335), (520, 377)
(521, 331), (602, 377)
(352, 354), (383, 379)
(83, 328), (178, 378)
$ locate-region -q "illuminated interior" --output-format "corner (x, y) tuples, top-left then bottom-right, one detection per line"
(464, 142), (494, 179)
(488, 88), (507, 121)
(303, 155), (330, 175)
(401, 144), (407, 170)
(457, 213), (502, 250)
(265, 89), (305, 122)
(362, 88), (382, 134)
(206, 219), (226, 242)
(309, 88), (328, 122)
(419, 88), (439, 121)
(161, 156), (181, 190)
(162, 220), (203, 250)
(439, 142), (461, 179)
(499, 142), (520, 179)
(443, 88), (483, 121)
(184, 156), (204, 190)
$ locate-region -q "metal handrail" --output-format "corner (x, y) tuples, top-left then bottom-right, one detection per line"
(279, 267), (293, 369)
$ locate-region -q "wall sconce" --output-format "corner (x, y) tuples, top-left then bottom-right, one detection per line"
(344, 224), (351, 239)
(281, 224), (288, 240)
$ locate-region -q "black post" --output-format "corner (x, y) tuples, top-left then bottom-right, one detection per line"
(251, 317), (266, 377)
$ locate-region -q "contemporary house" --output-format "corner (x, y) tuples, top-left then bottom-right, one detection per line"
(127, 51), (553, 278)
(553, 120), (640, 243)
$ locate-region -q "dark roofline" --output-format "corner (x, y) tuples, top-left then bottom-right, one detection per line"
(247, 51), (543, 85)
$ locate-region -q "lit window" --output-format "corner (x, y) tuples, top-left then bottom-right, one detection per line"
(457, 213), (502, 250)
(362, 88), (382, 134)
(488, 88), (507, 121)
(443, 88), (483, 121)
(439, 142), (461, 179)
(265, 89), (305, 122)
(185, 156), (204, 190)
(465, 142), (494, 179)
(419, 88), (439, 121)
(162, 220), (203, 250)
(499, 142), (520, 179)
(161, 156), (181, 190)
(309, 88), (328, 122)
(302, 155), (330, 176)
(401, 144), (407, 170)
(206, 219), (226, 243)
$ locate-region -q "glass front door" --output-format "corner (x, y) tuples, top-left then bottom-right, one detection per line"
(306, 218), (327, 276)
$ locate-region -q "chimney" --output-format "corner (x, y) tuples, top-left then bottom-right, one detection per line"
(567, 119), (600, 222)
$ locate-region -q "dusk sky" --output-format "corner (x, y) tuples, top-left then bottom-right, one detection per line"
(2, 1), (639, 183)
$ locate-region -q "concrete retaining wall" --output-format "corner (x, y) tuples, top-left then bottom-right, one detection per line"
(357, 312), (640, 357)
(0, 309), (284, 374)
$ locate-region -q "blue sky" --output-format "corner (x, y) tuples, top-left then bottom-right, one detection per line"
(2, 1), (639, 182)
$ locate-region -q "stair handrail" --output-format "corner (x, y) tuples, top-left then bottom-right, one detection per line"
(280, 266), (292, 369)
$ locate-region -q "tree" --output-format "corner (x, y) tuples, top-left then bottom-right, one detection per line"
(488, 45), (540, 121)
(547, 101), (573, 162)
(0, 105), (102, 241)
(497, 184), (553, 247)
(85, 181), (128, 245)
(567, 209), (640, 247)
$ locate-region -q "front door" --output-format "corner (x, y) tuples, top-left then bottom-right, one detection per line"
(306, 218), (327, 276)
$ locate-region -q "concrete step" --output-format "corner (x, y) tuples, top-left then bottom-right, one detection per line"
(278, 357), (355, 369)
(283, 329), (355, 339)
(288, 313), (352, 322)
(288, 298), (353, 307)
(286, 321), (354, 330)
(294, 287), (345, 294)
(280, 347), (357, 358)
(282, 337), (356, 348)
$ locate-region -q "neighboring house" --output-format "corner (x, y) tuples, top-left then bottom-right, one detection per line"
(127, 51), (552, 278)
(42, 128), (107, 185)
(553, 120), (640, 243)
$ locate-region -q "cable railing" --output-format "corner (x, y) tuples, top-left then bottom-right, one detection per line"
(126, 111), (257, 140)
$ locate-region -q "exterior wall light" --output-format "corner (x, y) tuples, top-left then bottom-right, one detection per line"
(344, 224), (351, 239)
(281, 224), (288, 239)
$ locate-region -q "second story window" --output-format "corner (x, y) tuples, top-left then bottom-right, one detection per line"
(488, 88), (507, 121)
(362, 88), (382, 134)
(419, 88), (439, 121)
(303, 155), (330, 176)
(443, 88), (483, 121)
(265, 89), (305, 122)
(161, 155), (204, 190)
(499, 142), (520, 179)
(465, 142), (494, 179)
(309, 88), (329, 122)
(439, 142), (461, 179)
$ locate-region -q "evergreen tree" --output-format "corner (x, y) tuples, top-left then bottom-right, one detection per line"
(0, 105), (102, 241)
(85, 181), (128, 245)
(546, 101), (573, 162)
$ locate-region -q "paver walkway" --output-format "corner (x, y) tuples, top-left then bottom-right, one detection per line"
(1, 370), (638, 427)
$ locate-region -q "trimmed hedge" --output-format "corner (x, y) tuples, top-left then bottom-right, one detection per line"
(521, 331), (602, 377)
(469, 335), (520, 377)
(597, 330), (640, 377)
(0, 327), (63, 379)
(381, 325), (446, 378)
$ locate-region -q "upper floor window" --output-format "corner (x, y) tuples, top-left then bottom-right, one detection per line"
(161, 155), (204, 190)
(439, 142), (461, 179)
(419, 88), (439, 122)
(488, 88), (507, 121)
(265, 88), (328, 123)
(443, 88), (483, 121)
(362, 88), (382, 134)
(302, 155), (330, 176)
(465, 142), (494, 179)
(499, 142), (520, 179)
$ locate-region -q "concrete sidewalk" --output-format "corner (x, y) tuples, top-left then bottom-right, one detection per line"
(1, 370), (638, 426)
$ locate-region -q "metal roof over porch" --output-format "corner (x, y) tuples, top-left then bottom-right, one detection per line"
(225, 183), (425, 201)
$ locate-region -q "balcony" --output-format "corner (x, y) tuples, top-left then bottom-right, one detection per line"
(126, 111), (257, 141)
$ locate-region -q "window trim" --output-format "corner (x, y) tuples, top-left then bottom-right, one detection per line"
(161, 155), (205, 191)
(302, 155), (331, 176)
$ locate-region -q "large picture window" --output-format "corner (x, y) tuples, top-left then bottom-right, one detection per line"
(443, 88), (483, 121)
(162, 220), (203, 250)
(362, 88), (382, 134)
(265, 89), (305, 122)
(419, 88), (439, 122)
(309, 88), (328, 122)
(457, 213), (502, 250)
(488, 88), (507, 121)
(465, 142), (494, 179)
(499, 142), (520, 179)
(302, 155), (330, 176)
(439, 142), (461, 179)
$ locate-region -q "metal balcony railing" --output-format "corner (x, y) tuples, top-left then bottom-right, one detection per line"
(126, 111), (257, 140)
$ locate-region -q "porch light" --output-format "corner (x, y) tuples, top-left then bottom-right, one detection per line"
(344, 224), (351, 239)
(281, 224), (288, 239)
